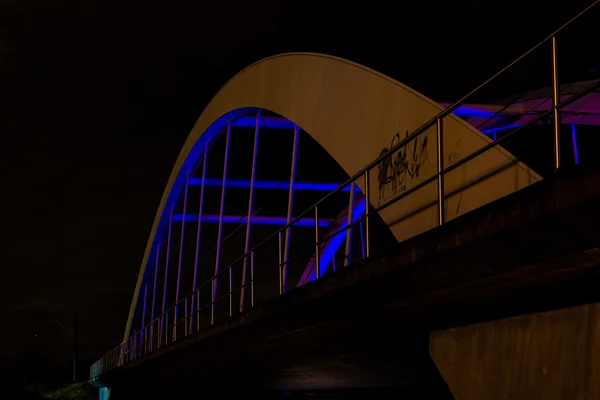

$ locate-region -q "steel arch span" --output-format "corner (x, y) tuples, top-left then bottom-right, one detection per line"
(123, 53), (540, 341)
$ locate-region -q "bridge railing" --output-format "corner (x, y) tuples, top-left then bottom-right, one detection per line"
(90, 0), (600, 380)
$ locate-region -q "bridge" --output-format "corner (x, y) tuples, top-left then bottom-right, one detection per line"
(90, 3), (600, 399)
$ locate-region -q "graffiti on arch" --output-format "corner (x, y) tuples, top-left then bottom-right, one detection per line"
(377, 130), (463, 204)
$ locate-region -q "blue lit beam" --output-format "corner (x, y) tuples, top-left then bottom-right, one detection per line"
(234, 110), (505, 128)
(438, 103), (511, 119)
(451, 105), (499, 118)
(188, 178), (351, 192)
(481, 124), (521, 135)
(232, 116), (295, 130)
(307, 198), (367, 283)
(174, 214), (332, 227)
(571, 124), (580, 164)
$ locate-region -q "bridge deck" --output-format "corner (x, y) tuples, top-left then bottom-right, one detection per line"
(99, 165), (600, 397)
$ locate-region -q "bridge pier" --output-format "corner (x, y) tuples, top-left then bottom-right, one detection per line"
(99, 387), (111, 400)
(430, 302), (600, 399)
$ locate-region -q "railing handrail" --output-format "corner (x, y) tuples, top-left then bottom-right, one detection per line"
(90, 0), (600, 378)
(217, 0), (600, 276)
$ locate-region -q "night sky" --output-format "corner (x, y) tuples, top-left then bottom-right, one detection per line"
(0, 0), (596, 377)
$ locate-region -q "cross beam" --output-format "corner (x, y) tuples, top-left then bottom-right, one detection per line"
(232, 105), (517, 129)
(173, 214), (332, 227)
(188, 178), (350, 192)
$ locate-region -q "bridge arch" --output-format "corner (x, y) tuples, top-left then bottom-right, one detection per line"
(124, 53), (540, 339)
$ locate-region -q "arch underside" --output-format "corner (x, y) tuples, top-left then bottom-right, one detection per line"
(125, 110), (380, 343)
(123, 53), (541, 340)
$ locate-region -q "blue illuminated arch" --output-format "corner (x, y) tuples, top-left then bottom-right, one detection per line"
(124, 53), (540, 340)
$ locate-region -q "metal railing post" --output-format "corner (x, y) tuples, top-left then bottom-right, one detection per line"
(278, 232), (283, 294)
(250, 252), (255, 307)
(172, 313), (177, 342)
(196, 289), (200, 331)
(228, 266), (233, 318)
(184, 297), (189, 336)
(552, 36), (561, 172)
(210, 278), (215, 325)
(166, 310), (170, 345)
(150, 320), (154, 352)
(150, 243), (160, 351)
(437, 118), (445, 226)
(157, 316), (162, 349)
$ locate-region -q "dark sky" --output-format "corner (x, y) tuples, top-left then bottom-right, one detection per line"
(0, 0), (596, 375)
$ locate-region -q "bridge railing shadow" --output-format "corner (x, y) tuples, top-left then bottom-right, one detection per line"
(90, 0), (600, 380)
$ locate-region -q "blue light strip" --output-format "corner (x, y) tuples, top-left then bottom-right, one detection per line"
(481, 124), (520, 135)
(308, 198), (367, 282)
(174, 214), (331, 227)
(232, 116), (295, 130)
(571, 124), (580, 164)
(188, 177), (351, 192)
(452, 105), (499, 118)
(234, 108), (504, 129)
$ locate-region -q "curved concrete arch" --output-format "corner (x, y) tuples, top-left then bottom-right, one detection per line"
(124, 53), (540, 339)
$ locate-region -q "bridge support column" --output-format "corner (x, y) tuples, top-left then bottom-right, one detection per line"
(430, 303), (600, 399)
(99, 386), (111, 400)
